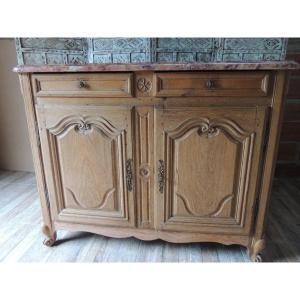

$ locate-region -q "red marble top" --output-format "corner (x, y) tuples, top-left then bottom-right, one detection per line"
(13, 61), (299, 73)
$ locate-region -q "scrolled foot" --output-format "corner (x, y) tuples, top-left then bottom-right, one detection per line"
(42, 224), (57, 247)
(248, 238), (265, 262)
(43, 237), (56, 247)
(255, 254), (263, 262)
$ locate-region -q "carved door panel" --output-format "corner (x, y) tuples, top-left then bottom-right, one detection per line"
(155, 107), (267, 234)
(36, 105), (135, 227)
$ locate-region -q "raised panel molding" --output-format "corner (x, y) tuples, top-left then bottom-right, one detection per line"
(135, 107), (154, 228)
(45, 114), (129, 221)
(176, 193), (234, 218)
(65, 186), (115, 210)
(48, 115), (123, 137)
(163, 117), (255, 228)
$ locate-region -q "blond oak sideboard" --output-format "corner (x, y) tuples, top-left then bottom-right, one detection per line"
(14, 62), (299, 262)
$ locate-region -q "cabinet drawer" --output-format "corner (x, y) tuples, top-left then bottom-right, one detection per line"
(33, 73), (133, 97)
(154, 72), (270, 97)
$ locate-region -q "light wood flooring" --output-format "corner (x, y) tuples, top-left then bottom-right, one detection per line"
(0, 170), (299, 262)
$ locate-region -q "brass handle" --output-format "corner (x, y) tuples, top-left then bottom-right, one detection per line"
(79, 80), (87, 88)
(206, 80), (215, 89)
(126, 159), (133, 191)
(158, 160), (165, 193)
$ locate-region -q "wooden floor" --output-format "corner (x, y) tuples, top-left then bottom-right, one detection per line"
(0, 170), (299, 262)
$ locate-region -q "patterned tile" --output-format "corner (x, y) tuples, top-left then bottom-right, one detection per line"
(15, 38), (289, 65)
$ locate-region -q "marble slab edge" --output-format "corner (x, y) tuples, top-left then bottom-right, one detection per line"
(13, 61), (299, 73)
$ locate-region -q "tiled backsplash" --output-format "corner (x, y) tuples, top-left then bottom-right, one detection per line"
(15, 38), (288, 65)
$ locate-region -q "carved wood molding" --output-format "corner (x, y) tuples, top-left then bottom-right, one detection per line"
(45, 114), (130, 221)
(135, 108), (153, 227)
(167, 117), (249, 141)
(164, 117), (255, 227)
(137, 78), (152, 93)
(65, 187), (116, 210)
(48, 115), (123, 138)
(176, 193), (234, 217)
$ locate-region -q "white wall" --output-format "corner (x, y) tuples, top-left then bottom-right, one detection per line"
(0, 38), (34, 172)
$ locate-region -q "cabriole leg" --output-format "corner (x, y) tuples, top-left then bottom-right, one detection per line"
(42, 224), (57, 247)
(248, 238), (265, 262)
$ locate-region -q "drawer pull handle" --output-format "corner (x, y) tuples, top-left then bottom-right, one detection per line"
(206, 80), (215, 89)
(79, 80), (88, 89)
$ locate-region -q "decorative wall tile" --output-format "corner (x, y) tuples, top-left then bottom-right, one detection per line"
(177, 52), (195, 62)
(223, 38), (284, 50)
(112, 53), (130, 63)
(156, 52), (173, 62)
(196, 52), (214, 62)
(220, 53), (242, 61)
(93, 38), (149, 51)
(242, 53), (264, 61)
(263, 53), (282, 61)
(15, 38), (289, 65)
(156, 38), (215, 50)
(93, 54), (112, 63)
(131, 52), (146, 63)
(22, 52), (46, 64)
(20, 38), (86, 51)
(152, 38), (218, 63)
(67, 54), (86, 64)
(90, 38), (151, 63)
(46, 53), (65, 64)
(215, 38), (287, 62)
(15, 38), (88, 65)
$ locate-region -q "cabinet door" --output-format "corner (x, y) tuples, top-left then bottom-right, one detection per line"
(155, 107), (267, 234)
(37, 105), (135, 227)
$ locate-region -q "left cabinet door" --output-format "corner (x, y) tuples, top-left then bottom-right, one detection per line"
(36, 105), (135, 228)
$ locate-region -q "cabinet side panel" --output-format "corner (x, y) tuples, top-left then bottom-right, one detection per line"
(18, 74), (53, 232)
(253, 71), (289, 243)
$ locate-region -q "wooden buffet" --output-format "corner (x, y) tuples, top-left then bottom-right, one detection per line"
(14, 61), (298, 261)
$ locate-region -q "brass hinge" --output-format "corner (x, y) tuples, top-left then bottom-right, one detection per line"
(126, 159), (133, 192)
(158, 160), (165, 193)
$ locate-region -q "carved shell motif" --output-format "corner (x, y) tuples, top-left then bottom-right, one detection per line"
(48, 115), (122, 138)
(75, 122), (92, 135)
(197, 123), (220, 138)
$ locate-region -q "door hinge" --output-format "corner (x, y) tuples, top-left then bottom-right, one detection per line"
(253, 198), (260, 224)
(262, 115), (271, 155)
(35, 120), (41, 147)
(158, 160), (165, 193)
(45, 187), (51, 210)
(126, 159), (133, 192)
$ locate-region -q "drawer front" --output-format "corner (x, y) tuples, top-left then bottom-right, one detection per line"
(33, 73), (133, 97)
(154, 72), (270, 97)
